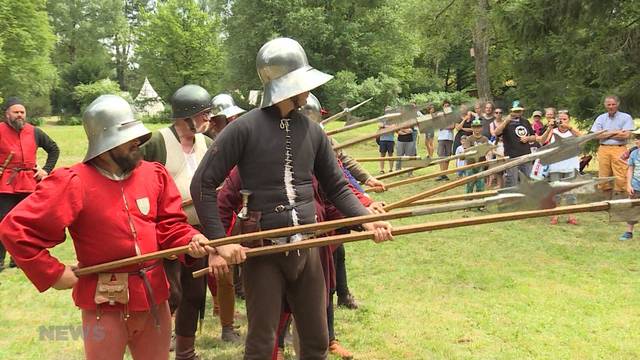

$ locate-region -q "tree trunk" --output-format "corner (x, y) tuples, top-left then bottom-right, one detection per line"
(472, 0), (492, 102)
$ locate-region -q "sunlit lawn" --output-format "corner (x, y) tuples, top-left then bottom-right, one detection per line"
(1, 121), (640, 359)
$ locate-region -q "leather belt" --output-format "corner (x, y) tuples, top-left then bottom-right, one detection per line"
(263, 233), (313, 246)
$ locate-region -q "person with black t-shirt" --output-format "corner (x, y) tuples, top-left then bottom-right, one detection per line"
(494, 101), (551, 187)
(453, 105), (473, 153)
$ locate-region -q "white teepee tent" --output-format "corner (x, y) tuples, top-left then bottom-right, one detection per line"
(134, 77), (165, 117)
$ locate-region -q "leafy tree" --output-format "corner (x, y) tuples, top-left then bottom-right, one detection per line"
(493, 0), (640, 122)
(136, 0), (225, 99)
(223, 0), (417, 107)
(72, 79), (128, 111)
(0, 0), (56, 116)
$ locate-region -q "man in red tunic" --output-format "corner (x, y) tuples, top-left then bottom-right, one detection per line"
(0, 94), (244, 360)
(0, 97), (59, 271)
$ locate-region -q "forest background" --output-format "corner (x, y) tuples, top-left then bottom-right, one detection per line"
(0, 0), (639, 125)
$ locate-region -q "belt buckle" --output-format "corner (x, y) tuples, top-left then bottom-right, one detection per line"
(274, 204), (286, 213)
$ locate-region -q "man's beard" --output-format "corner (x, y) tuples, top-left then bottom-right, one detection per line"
(109, 148), (142, 174)
(7, 118), (25, 131)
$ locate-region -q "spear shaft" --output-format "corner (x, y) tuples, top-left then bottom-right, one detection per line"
(192, 200), (631, 278)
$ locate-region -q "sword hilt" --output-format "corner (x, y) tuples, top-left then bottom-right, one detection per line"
(237, 190), (252, 221)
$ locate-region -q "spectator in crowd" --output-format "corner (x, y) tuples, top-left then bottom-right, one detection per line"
(494, 101), (550, 187)
(544, 107), (557, 134)
(395, 124), (417, 176)
(436, 100), (454, 181)
(481, 101), (495, 139)
(545, 110), (581, 225)
(455, 135), (468, 177)
(464, 118), (490, 194)
(378, 109), (396, 174)
(591, 95), (634, 196)
(620, 129), (640, 241)
(452, 104), (473, 157)
(531, 110), (544, 136)
(423, 103), (436, 157)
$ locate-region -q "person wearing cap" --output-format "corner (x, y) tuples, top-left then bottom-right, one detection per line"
(206, 93), (247, 139)
(463, 118), (490, 194)
(590, 95), (634, 195)
(0, 95), (244, 359)
(494, 101), (552, 187)
(0, 97), (60, 271)
(191, 37), (393, 360)
(531, 110), (544, 136)
(436, 100), (455, 181)
(141, 85), (234, 357)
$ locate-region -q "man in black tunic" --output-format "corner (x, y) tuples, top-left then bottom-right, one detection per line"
(191, 37), (393, 360)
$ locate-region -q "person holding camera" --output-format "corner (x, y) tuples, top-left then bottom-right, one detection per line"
(544, 110), (582, 225)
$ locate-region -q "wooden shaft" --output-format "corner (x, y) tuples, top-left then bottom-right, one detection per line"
(373, 153), (475, 182)
(333, 120), (416, 151)
(376, 167), (419, 180)
(77, 191), (512, 277)
(0, 151), (14, 176)
(366, 158), (502, 193)
(321, 97), (372, 125)
(354, 156), (421, 162)
(192, 201), (619, 278)
(383, 155), (533, 210)
(75, 207), (421, 276)
(399, 190), (498, 208)
(325, 113), (398, 136)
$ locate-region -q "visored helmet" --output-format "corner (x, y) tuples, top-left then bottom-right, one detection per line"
(82, 95), (151, 162)
(170, 85), (212, 119)
(211, 94), (246, 119)
(256, 37), (333, 108)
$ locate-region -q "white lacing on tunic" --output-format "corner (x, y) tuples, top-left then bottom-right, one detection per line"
(280, 118), (303, 243)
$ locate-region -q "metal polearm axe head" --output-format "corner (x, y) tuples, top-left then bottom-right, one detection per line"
(535, 131), (603, 165)
(237, 190), (252, 220)
(400, 143), (495, 168)
(561, 175), (616, 203)
(320, 97), (373, 125)
(496, 171), (597, 211)
(398, 156), (434, 168)
(462, 143), (497, 163)
(383, 104), (459, 134)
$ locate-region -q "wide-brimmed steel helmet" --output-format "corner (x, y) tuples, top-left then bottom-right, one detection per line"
(82, 95), (151, 162)
(256, 37), (333, 108)
(301, 93), (323, 123)
(170, 85), (212, 119)
(211, 94), (246, 119)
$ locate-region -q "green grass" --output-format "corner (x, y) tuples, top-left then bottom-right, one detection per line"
(2, 122), (640, 359)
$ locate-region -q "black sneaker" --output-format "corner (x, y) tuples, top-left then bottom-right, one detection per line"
(8, 258), (17, 268)
(441, 175), (450, 181)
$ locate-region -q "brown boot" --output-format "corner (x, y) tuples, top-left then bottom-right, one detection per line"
(329, 340), (353, 359)
(175, 335), (200, 360)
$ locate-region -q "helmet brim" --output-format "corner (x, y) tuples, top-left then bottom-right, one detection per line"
(260, 67), (333, 108)
(83, 120), (151, 162)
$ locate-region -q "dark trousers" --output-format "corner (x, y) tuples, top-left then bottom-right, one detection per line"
(0, 193), (28, 266)
(243, 247), (328, 360)
(333, 244), (349, 298)
(164, 257), (207, 337)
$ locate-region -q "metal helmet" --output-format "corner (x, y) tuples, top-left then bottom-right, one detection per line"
(256, 37), (333, 108)
(211, 94), (246, 119)
(170, 85), (212, 119)
(82, 95), (151, 162)
(301, 93), (323, 123)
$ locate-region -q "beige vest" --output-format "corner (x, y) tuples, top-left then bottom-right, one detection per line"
(159, 127), (208, 225)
